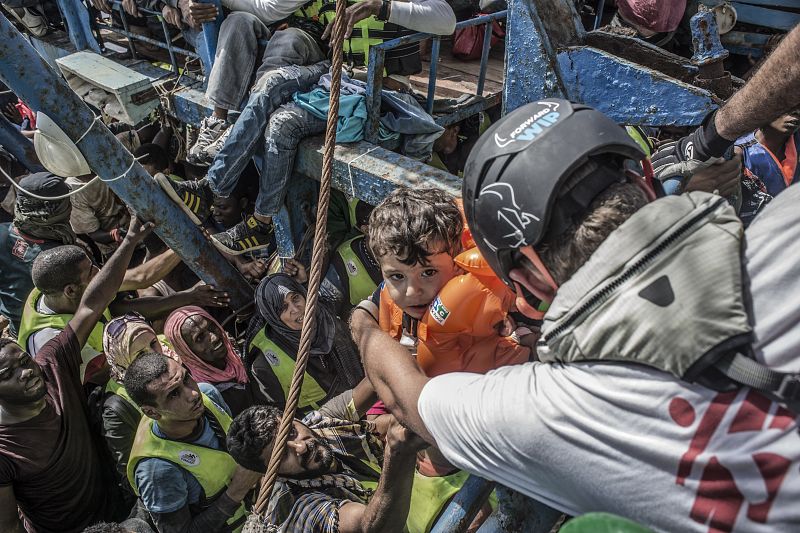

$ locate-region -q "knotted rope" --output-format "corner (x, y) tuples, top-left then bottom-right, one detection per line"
(247, 0), (349, 523)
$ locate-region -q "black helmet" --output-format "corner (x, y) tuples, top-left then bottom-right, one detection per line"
(462, 99), (645, 288)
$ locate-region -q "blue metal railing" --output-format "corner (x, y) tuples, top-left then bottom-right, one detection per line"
(364, 11), (507, 142)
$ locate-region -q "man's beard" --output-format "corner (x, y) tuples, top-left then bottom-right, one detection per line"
(293, 438), (336, 479)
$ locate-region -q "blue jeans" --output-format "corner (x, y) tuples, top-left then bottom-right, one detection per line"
(206, 60), (329, 217)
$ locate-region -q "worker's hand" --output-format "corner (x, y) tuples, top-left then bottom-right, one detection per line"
(385, 417), (428, 455)
(322, 0), (381, 40)
(122, 0), (140, 18)
(651, 111), (734, 191)
(283, 258), (308, 284)
(184, 284), (231, 308)
(124, 215), (155, 246)
(90, 0), (112, 13)
(186, 0), (218, 29)
(162, 5), (182, 28)
(238, 258), (267, 283)
(685, 152), (742, 198)
(225, 465), (263, 503)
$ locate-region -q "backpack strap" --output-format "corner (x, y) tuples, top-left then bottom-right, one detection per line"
(714, 352), (800, 414)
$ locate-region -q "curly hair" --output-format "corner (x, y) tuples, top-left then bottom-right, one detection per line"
(367, 186), (463, 266)
(227, 405), (283, 473)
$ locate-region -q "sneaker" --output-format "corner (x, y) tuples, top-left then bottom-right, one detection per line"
(187, 116), (230, 166)
(155, 173), (212, 225)
(212, 215), (273, 255)
(7, 6), (48, 37)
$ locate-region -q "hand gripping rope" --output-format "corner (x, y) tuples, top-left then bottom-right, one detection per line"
(244, 0), (349, 528)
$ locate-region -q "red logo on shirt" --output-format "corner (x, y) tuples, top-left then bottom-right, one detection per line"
(670, 390), (795, 532)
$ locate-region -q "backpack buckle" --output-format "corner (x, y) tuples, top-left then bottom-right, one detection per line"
(777, 374), (800, 401)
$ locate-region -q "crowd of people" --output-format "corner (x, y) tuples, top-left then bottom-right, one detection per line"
(1, 0), (800, 532)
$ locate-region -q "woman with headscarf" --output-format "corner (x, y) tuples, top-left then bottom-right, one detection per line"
(245, 273), (364, 413)
(101, 313), (180, 486)
(163, 306), (252, 416)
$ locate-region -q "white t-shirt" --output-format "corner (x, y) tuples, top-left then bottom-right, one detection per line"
(418, 184), (800, 532)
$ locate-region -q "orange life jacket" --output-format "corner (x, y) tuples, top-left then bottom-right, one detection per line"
(377, 246), (530, 377)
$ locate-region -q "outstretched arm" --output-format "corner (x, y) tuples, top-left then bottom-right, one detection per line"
(120, 248), (181, 292)
(69, 216), (154, 348)
(350, 308), (435, 444)
(338, 421), (427, 533)
(652, 25), (800, 187)
(715, 25), (800, 140)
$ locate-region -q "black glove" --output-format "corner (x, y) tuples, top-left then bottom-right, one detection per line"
(651, 110), (734, 191)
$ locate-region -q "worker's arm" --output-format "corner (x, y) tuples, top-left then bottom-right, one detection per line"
(69, 217), (154, 348)
(120, 249), (181, 292)
(0, 486), (25, 533)
(109, 284), (230, 321)
(715, 25), (800, 141)
(219, 0), (309, 25)
(322, 0), (456, 41)
(338, 420), (427, 533)
(350, 307), (435, 444)
(652, 24), (800, 186)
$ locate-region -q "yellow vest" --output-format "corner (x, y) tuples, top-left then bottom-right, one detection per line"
(333, 236), (379, 305)
(249, 330), (327, 409)
(407, 470), (498, 533)
(105, 379), (141, 414)
(127, 393), (247, 532)
(18, 287), (110, 381)
(294, 0), (419, 75)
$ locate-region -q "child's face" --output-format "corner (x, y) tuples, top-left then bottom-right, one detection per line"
(379, 249), (459, 319)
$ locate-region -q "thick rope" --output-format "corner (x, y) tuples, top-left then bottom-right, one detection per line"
(251, 0), (349, 517)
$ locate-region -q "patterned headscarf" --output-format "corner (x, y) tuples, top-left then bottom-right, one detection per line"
(164, 306), (248, 385)
(103, 314), (179, 382)
(254, 274), (335, 356)
(13, 172), (76, 244)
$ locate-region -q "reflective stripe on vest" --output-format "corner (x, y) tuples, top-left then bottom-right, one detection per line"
(334, 236), (379, 305)
(127, 394), (246, 532)
(18, 287), (110, 380)
(105, 379), (141, 414)
(249, 330), (327, 409)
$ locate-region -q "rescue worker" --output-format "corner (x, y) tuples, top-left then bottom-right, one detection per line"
(350, 99), (800, 531)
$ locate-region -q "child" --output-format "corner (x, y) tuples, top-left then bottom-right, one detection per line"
(735, 109), (800, 224)
(358, 186), (529, 377)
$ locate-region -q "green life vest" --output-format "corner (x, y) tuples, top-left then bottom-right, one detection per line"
(249, 330), (327, 409)
(127, 394), (247, 532)
(294, 0), (420, 76)
(332, 236), (379, 305)
(18, 287), (110, 381)
(105, 379), (141, 414)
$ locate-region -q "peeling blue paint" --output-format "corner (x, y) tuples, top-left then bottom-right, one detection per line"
(557, 47), (717, 126)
